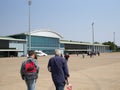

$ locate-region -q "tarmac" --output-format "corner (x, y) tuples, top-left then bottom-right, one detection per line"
(0, 52), (120, 90)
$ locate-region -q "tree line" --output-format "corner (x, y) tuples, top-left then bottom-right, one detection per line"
(102, 41), (120, 52)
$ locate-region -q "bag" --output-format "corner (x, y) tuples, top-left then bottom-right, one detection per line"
(25, 60), (37, 73)
(66, 84), (72, 90)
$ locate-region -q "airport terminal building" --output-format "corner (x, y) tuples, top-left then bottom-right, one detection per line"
(0, 29), (110, 57)
(10, 30), (62, 55)
(0, 36), (26, 57)
(60, 40), (109, 54)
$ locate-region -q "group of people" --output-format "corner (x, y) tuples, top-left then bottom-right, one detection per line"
(20, 49), (70, 90)
(87, 51), (100, 58)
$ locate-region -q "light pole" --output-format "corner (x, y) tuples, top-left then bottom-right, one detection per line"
(92, 22), (94, 52)
(28, 0), (31, 50)
(113, 32), (115, 44)
(113, 32), (116, 51)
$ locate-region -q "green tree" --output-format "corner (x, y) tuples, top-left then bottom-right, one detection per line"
(94, 42), (100, 44)
(102, 41), (117, 51)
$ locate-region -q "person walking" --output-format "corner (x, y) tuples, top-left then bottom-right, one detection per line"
(20, 50), (39, 90)
(64, 53), (70, 62)
(48, 49), (70, 90)
(82, 53), (85, 59)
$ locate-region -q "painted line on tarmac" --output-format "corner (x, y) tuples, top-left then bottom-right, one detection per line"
(79, 71), (101, 90)
(48, 71), (102, 90)
(48, 83), (55, 90)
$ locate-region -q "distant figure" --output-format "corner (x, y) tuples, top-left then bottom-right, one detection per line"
(64, 53), (70, 62)
(89, 52), (93, 58)
(97, 51), (100, 56)
(48, 49), (70, 90)
(82, 54), (85, 59)
(20, 50), (39, 90)
(77, 52), (79, 56)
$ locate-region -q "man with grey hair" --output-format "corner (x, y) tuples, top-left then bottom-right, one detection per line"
(48, 49), (70, 90)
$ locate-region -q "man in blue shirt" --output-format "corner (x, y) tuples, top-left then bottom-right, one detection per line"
(48, 49), (70, 90)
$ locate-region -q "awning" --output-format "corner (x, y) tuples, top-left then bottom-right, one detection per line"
(0, 49), (23, 52)
(65, 49), (91, 52)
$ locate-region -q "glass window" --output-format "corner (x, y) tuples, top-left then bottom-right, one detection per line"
(29, 36), (59, 54)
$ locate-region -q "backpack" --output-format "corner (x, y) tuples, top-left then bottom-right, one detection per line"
(25, 60), (37, 73)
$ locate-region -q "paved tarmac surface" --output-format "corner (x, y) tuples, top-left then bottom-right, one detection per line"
(0, 52), (120, 90)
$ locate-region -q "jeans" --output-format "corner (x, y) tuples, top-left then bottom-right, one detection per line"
(54, 82), (65, 90)
(25, 79), (36, 90)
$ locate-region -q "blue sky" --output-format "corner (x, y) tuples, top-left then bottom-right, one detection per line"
(0, 0), (120, 45)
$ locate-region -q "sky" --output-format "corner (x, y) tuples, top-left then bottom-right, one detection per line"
(0, 0), (120, 45)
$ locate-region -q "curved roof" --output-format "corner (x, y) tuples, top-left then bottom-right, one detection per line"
(29, 29), (63, 39)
